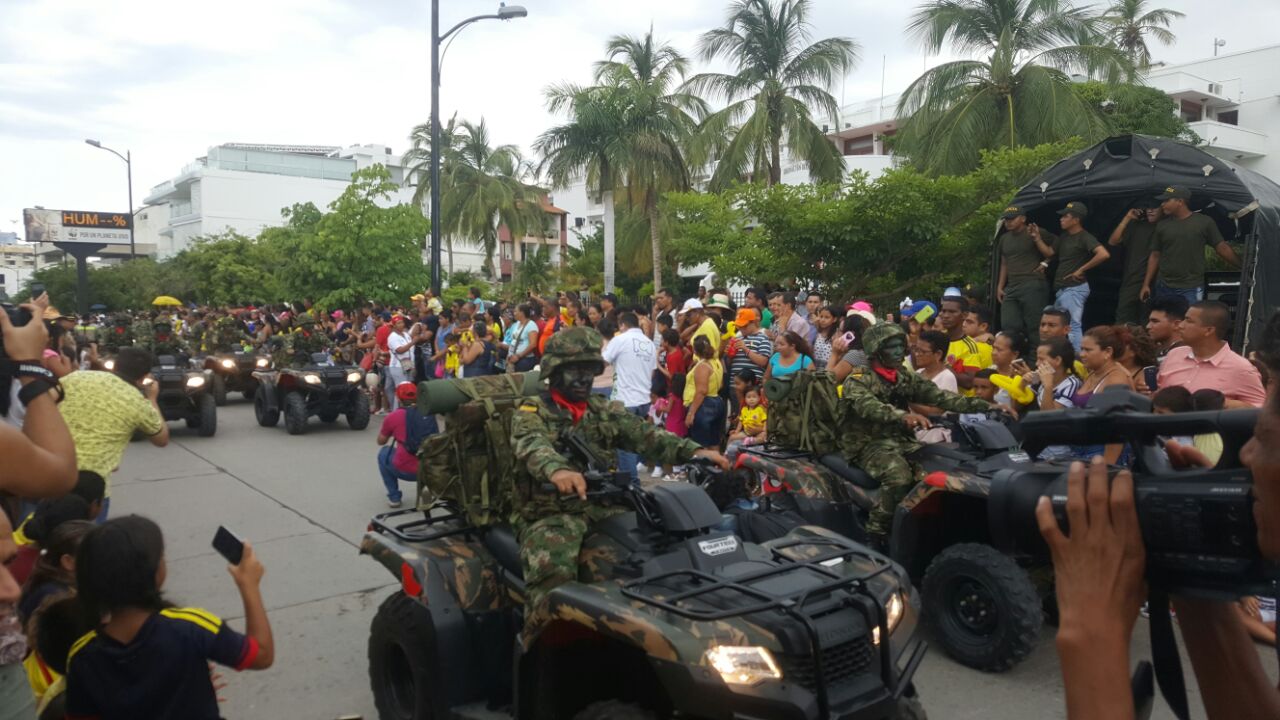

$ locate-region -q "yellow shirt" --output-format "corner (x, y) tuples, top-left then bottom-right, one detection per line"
(683, 358), (724, 406)
(692, 318), (721, 354)
(739, 405), (767, 433)
(58, 371), (164, 495)
(948, 337), (994, 397)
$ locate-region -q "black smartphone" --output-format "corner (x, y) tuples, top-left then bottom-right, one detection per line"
(28, 283), (45, 300)
(212, 526), (245, 565)
(1143, 365), (1158, 391)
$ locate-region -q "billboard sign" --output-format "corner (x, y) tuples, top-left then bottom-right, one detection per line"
(23, 208), (132, 245)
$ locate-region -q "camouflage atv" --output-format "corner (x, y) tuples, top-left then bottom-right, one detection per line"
(734, 411), (1061, 673)
(148, 354), (217, 437)
(252, 352), (370, 435)
(200, 352), (270, 405)
(361, 458), (930, 720)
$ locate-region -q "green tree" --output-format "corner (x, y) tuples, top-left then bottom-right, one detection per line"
(686, 0), (860, 189)
(168, 230), (285, 305)
(403, 115), (460, 274)
(512, 244), (556, 297)
(895, 0), (1132, 176)
(280, 165), (429, 307)
(1099, 0), (1183, 70)
(1072, 81), (1198, 142)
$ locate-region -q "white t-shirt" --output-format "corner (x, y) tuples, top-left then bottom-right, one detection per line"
(920, 367), (958, 393)
(601, 327), (656, 408)
(387, 331), (413, 361)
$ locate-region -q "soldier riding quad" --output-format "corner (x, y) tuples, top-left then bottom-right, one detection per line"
(148, 354), (217, 437)
(361, 374), (928, 720)
(253, 352), (369, 434)
(202, 352), (270, 405)
(735, 407), (1062, 673)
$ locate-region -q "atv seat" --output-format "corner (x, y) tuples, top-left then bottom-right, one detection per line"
(818, 454), (879, 490)
(481, 525), (524, 580)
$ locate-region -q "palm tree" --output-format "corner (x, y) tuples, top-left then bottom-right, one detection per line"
(403, 115), (461, 275)
(591, 31), (706, 292)
(1099, 0), (1183, 70)
(895, 0), (1133, 176)
(685, 0), (860, 189)
(513, 244), (556, 297)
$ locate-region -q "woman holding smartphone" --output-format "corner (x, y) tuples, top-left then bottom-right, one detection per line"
(810, 306), (841, 365)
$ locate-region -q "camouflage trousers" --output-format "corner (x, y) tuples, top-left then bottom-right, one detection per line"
(850, 440), (923, 536)
(513, 504), (629, 628)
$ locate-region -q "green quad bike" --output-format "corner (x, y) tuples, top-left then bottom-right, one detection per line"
(200, 351), (270, 405)
(734, 410), (1064, 673)
(252, 352), (369, 435)
(149, 354), (217, 437)
(361, 451), (929, 720)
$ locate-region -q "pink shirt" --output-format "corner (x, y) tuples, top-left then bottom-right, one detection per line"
(1156, 342), (1266, 407)
(379, 409), (419, 474)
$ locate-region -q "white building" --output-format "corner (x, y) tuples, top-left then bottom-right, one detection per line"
(1145, 43), (1280, 180)
(0, 244), (65, 301)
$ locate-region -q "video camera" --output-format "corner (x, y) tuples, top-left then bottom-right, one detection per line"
(990, 387), (1278, 597)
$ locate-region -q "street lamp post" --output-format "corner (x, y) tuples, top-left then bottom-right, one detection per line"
(429, 2), (527, 294)
(84, 139), (135, 260)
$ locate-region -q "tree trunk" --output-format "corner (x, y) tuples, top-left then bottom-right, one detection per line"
(447, 237), (455, 280)
(769, 130), (782, 186)
(602, 189), (617, 293)
(647, 189), (663, 294)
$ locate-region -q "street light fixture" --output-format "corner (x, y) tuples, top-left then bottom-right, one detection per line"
(428, 2), (527, 294)
(84, 138), (136, 260)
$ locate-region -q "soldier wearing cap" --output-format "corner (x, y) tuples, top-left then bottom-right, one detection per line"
(1141, 185), (1241, 305)
(1108, 198), (1165, 324)
(996, 204), (1057, 346)
(1052, 201), (1109, 350)
(509, 327), (729, 626)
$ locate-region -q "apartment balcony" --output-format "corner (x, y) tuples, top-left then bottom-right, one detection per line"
(1189, 120), (1268, 159)
(1146, 72), (1237, 108)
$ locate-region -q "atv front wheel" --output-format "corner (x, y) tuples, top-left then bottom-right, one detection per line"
(284, 393), (309, 435)
(196, 394), (217, 437)
(254, 386), (279, 427)
(211, 374), (228, 406)
(348, 391), (371, 430)
(573, 701), (657, 720)
(369, 592), (438, 720)
(922, 543), (1041, 672)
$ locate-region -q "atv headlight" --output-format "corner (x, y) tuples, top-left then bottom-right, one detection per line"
(303, 373), (321, 385)
(103, 359), (115, 371)
(346, 371), (362, 384)
(705, 646), (781, 685)
(185, 375), (206, 388)
(255, 357), (270, 368)
(220, 358), (236, 369)
(872, 592), (906, 645)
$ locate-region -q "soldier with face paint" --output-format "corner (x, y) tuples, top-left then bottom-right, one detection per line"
(840, 323), (995, 547)
(509, 327), (729, 626)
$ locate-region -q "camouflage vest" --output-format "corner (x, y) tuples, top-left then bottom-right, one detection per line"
(764, 369), (842, 454)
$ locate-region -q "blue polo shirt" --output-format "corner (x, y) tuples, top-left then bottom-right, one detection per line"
(66, 607), (257, 720)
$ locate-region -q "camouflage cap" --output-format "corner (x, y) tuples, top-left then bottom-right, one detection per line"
(216, 316), (238, 327)
(540, 326), (605, 380)
(862, 322), (906, 357)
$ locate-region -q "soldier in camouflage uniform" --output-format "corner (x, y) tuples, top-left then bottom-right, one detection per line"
(273, 315), (330, 368)
(205, 315), (249, 353)
(102, 312), (136, 353)
(840, 322), (995, 542)
(509, 327), (729, 625)
(144, 320), (190, 358)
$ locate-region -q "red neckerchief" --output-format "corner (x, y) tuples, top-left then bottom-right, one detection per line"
(872, 363), (898, 384)
(550, 390), (587, 424)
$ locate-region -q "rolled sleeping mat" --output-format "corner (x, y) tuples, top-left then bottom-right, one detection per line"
(417, 372), (543, 415)
(764, 376), (793, 404)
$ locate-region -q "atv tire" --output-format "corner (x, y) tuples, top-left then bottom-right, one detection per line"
(922, 543), (1041, 672)
(573, 701), (657, 720)
(348, 391), (371, 430)
(254, 386), (279, 427)
(212, 374), (228, 406)
(369, 592), (439, 720)
(284, 393), (309, 435)
(196, 394), (217, 437)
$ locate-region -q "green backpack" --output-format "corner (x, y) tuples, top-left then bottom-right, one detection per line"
(763, 369), (842, 454)
(416, 373), (541, 526)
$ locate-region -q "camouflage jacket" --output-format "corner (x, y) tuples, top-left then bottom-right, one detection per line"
(509, 393), (702, 520)
(839, 365), (991, 455)
(205, 318), (248, 353)
(273, 327), (329, 368)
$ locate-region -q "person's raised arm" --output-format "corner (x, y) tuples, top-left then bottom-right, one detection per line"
(1031, 224), (1055, 258)
(227, 542), (274, 669)
(0, 305), (76, 497)
(1109, 210), (1138, 246)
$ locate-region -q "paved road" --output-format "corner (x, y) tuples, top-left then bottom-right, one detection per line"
(110, 401), (1276, 719)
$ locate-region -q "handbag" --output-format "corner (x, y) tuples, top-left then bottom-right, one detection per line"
(359, 352), (374, 371)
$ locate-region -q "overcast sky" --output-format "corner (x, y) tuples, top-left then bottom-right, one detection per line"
(2, 0), (1277, 237)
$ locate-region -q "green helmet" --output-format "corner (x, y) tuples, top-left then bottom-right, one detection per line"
(540, 326), (605, 380)
(862, 322), (906, 357)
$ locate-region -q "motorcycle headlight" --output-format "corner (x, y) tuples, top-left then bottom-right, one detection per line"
(704, 646), (781, 685)
(872, 592), (906, 645)
(185, 375), (206, 388)
(103, 359), (115, 371)
(220, 358), (236, 369)
(346, 371), (362, 384)
(303, 373), (321, 385)
(255, 357), (270, 368)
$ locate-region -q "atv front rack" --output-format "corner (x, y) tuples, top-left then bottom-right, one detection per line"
(622, 538), (921, 718)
